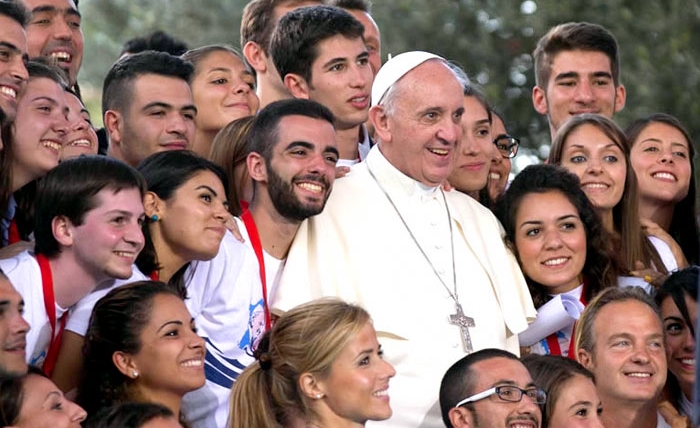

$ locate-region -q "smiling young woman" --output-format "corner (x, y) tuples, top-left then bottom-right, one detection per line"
(229, 298), (396, 428)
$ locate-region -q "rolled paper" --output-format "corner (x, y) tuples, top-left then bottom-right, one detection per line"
(518, 294), (585, 346)
(617, 275), (653, 294)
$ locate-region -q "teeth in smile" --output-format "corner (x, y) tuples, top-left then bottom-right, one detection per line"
(653, 172), (676, 181)
(298, 182), (322, 193)
(681, 359), (695, 365)
(543, 257), (567, 266)
(582, 183), (607, 189)
(430, 149), (448, 155)
(42, 141), (61, 151)
(351, 96), (367, 102)
(50, 52), (71, 62)
(68, 139), (91, 147)
(372, 389), (389, 397)
(490, 173), (501, 180)
(114, 251), (134, 258)
(0, 86), (16, 100)
(181, 359), (202, 367)
(627, 373), (651, 377)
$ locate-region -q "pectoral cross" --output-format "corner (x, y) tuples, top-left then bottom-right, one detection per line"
(449, 302), (475, 354)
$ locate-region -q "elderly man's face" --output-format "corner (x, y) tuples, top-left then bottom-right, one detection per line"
(373, 60), (464, 187)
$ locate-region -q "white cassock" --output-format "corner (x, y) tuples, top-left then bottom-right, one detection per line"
(273, 146), (536, 428)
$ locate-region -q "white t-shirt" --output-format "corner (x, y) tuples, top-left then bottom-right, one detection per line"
(181, 231), (265, 428)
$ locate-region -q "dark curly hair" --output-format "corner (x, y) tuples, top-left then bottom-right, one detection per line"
(495, 163), (620, 307)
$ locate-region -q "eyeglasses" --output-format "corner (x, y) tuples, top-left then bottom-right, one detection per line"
(493, 134), (520, 158)
(455, 385), (547, 408)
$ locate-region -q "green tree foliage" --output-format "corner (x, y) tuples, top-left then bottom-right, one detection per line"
(80, 0), (700, 165)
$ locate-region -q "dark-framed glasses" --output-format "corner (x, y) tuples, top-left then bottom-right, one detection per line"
(493, 134), (520, 158)
(455, 385), (547, 408)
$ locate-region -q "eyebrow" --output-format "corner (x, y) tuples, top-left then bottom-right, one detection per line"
(663, 315), (685, 323)
(31, 96), (60, 105)
(0, 41), (23, 56)
(322, 56), (349, 69)
(475, 118), (491, 126)
(567, 143), (620, 151)
(196, 185), (220, 199)
(568, 400), (594, 410)
(519, 213), (579, 228)
(157, 320), (183, 333)
(31, 5), (81, 18)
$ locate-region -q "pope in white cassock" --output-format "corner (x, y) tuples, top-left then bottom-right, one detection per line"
(272, 51), (536, 428)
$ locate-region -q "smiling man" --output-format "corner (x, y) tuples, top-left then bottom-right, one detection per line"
(273, 51), (535, 427)
(0, 156), (146, 375)
(532, 22), (626, 139)
(576, 287), (670, 428)
(21, 0), (82, 88)
(0, 0), (29, 126)
(103, 51), (196, 167)
(440, 349), (543, 428)
(0, 270), (30, 377)
(270, 5), (373, 166)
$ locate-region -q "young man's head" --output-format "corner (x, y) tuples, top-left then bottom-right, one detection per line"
(440, 348), (543, 428)
(0, 0), (30, 122)
(532, 22), (626, 137)
(0, 269), (30, 378)
(119, 30), (189, 58)
(270, 5), (372, 131)
(247, 98), (338, 221)
(21, 0), (83, 87)
(327, 0), (381, 75)
(102, 51), (196, 167)
(34, 155), (146, 280)
(240, 0), (323, 106)
(576, 287), (666, 409)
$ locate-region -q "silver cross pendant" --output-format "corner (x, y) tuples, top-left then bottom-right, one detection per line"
(449, 302), (475, 353)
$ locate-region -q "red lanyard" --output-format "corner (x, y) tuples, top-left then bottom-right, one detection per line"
(36, 254), (68, 377)
(8, 218), (20, 245)
(545, 280), (588, 359)
(150, 271), (159, 281)
(241, 209), (271, 331)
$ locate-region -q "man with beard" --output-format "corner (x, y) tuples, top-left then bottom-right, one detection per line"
(181, 98), (337, 428)
(0, 0), (29, 133)
(439, 349), (543, 428)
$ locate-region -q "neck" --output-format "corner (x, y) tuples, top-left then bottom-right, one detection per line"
(638, 198), (674, 231)
(600, 397), (659, 428)
(249, 197), (300, 260)
(336, 126), (362, 161)
(191, 128), (217, 157)
(308, 405), (365, 428)
(597, 207), (615, 232)
(256, 75), (292, 109)
(150, 229), (188, 283)
(48, 255), (108, 308)
(137, 386), (182, 419)
(10, 164), (36, 193)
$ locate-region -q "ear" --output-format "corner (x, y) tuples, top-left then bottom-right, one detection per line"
(243, 41), (268, 73)
(284, 73), (311, 99)
(299, 372), (325, 399)
(369, 105), (391, 144)
(532, 86), (549, 115)
(143, 191), (164, 219)
(577, 348), (593, 369)
(104, 110), (123, 145)
(614, 84), (626, 113)
(52, 215), (74, 247)
(448, 406), (474, 428)
(247, 152), (267, 183)
(112, 351), (139, 379)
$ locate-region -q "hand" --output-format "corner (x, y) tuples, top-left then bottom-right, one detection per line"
(641, 219), (688, 269)
(629, 260), (666, 289)
(658, 400), (692, 428)
(441, 181), (454, 192)
(335, 165), (351, 179)
(0, 240), (33, 260)
(225, 213), (244, 243)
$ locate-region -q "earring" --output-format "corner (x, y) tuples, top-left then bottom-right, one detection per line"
(150, 214), (159, 222)
(316, 393), (323, 399)
(132, 370), (139, 378)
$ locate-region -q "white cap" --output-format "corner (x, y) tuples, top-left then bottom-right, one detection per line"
(371, 51), (443, 107)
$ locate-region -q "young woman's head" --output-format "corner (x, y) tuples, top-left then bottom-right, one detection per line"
(208, 115), (255, 216)
(655, 266), (699, 403)
(182, 45), (259, 156)
(0, 366), (86, 427)
(85, 402), (182, 428)
(496, 164), (616, 307)
(627, 113), (698, 264)
(78, 281), (205, 417)
(61, 88), (99, 160)
(229, 298), (395, 428)
(136, 150), (229, 282)
(522, 354), (603, 428)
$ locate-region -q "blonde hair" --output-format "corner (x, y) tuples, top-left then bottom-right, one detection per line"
(228, 298), (371, 428)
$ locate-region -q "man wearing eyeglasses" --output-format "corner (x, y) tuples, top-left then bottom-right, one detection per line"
(440, 349), (543, 428)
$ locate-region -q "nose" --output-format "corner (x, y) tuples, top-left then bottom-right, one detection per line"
(350, 62), (370, 88)
(167, 113), (189, 136)
(52, 17), (73, 41)
(630, 343), (651, 364)
(574, 80), (594, 103)
(518, 393), (542, 418)
(658, 149), (674, 164)
(68, 401), (87, 422)
(11, 312), (30, 335)
(125, 221), (145, 249)
(189, 328), (206, 349)
(214, 200), (228, 222)
(585, 157), (603, 175)
(682, 328), (695, 351)
(10, 57), (28, 83)
(543, 229), (564, 250)
(380, 358), (396, 379)
(437, 120), (461, 147)
(233, 80), (251, 95)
